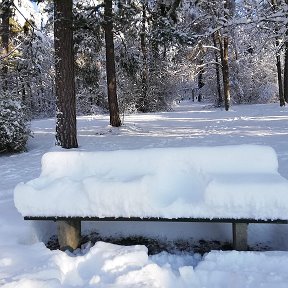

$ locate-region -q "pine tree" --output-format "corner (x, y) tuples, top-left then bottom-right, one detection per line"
(104, 0), (121, 127)
(54, 0), (78, 148)
(0, 90), (30, 153)
(0, 0), (12, 91)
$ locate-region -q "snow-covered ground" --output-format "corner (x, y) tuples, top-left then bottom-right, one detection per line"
(1, 102), (288, 287)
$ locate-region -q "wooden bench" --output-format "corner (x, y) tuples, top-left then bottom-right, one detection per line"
(23, 216), (288, 252)
(14, 145), (288, 251)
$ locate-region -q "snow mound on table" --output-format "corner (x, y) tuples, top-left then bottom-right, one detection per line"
(14, 145), (288, 219)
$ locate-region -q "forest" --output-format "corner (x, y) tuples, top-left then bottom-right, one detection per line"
(2, 2), (288, 286)
(1, 0), (288, 152)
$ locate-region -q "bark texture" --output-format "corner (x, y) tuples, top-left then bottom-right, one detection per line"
(271, 0), (285, 106)
(1, 0), (12, 90)
(276, 42), (285, 106)
(198, 62), (204, 102)
(284, 0), (288, 103)
(139, 3), (148, 112)
(222, 1), (231, 111)
(222, 35), (230, 111)
(283, 38), (288, 103)
(104, 0), (121, 127)
(54, 0), (78, 148)
(213, 33), (223, 107)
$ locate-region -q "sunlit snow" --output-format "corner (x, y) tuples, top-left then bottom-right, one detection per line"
(14, 145), (288, 220)
(1, 102), (288, 287)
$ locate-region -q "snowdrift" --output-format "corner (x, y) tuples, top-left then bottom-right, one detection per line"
(14, 145), (288, 220)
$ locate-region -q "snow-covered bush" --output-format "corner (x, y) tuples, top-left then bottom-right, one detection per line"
(257, 82), (278, 104)
(0, 94), (31, 153)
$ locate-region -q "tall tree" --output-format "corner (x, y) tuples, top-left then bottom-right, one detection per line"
(270, 0), (285, 106)
(0, 0), (12, 90)
(54, 0), (78, 148)
(0, 0), (11, 54)
(139, 2), (148, 112)
(221, 0), (231, 111)
(192, 0), (232, 108)
(197, 43), (205, 102)
(283, 0), (288, 103)
(54, 0), (80, 250)
(213, 32), (223, 107)
(104, 0), (121, 127)
(276, 42), (285, 106)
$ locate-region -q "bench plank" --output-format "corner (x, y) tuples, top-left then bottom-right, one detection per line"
(24, 216), (288, 224)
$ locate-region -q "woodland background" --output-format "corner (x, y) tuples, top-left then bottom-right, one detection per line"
(1, 0), (288, 152)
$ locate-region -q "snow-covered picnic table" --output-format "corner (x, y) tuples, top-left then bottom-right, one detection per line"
(14, 145), (288, 251)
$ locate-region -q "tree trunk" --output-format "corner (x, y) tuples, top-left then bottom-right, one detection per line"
(213, 32), (223, 107)
(198, 61), (204, 102)
(1, 0), (11, 90)
(139, 3), (148, 112)
(1, 1), (10, 55)
(277, 41), (285, 106)
(168, 0), (181, 22)
(221, 1), (231, 111)
(151, 4), (160, 63)
(284, 36), (288, 103)
(280, 0), (288, 106)
(271, 0), (285, 106)
(222, 35), (230, 111)
(54, 0), (78, 148)
(197, 43), (205, 102)
(104, 0), (121, 127)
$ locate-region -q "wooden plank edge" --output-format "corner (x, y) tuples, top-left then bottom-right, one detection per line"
(23, 216), (288, 224)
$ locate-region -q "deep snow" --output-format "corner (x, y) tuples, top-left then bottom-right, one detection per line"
(1, 102), (288, 287)
(14, 145), (288, 220)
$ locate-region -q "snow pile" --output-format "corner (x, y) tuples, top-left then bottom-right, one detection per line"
(14, 145), (288, 220)
(3, 102), (288, 287)
(1, 241), (288, 287)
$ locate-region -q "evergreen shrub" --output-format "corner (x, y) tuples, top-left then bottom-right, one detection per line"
(0, 92), (31, 153)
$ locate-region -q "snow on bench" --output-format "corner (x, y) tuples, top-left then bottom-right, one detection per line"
(14, 145), (288, 251)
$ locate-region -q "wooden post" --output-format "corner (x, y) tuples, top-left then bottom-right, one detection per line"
(57, 219), (81, 251)
(232, 223), (248, 251)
